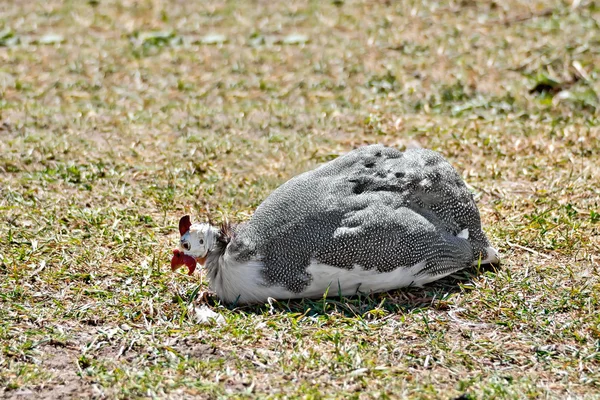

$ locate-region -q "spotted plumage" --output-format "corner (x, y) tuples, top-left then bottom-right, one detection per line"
(171, 145), (499, 304)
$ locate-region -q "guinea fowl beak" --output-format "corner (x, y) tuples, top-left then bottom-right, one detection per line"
(170, 249), (208, 276)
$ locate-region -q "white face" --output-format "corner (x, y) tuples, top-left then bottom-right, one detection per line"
(179, 223), (218, 259)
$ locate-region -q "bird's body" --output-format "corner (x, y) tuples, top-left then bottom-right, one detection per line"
(172, 145), (499, 304)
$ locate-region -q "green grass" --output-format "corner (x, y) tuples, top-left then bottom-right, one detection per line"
(1, 0), (599, 398)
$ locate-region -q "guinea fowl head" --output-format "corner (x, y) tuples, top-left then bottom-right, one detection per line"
(171, 215), (219, 276)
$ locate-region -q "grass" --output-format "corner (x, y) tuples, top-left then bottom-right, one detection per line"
(1, 0), (599, 398)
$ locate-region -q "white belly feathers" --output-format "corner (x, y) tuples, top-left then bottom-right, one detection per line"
(209, 255), (449, 305)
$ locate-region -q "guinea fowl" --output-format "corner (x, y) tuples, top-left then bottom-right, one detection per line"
(171, 145), (499, 304)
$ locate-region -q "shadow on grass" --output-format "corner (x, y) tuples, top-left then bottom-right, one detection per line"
(194, 263), (501, 318)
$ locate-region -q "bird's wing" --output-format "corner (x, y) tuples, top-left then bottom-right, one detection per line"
(314, 193), (475, 277)
(340, 146), (492, 257)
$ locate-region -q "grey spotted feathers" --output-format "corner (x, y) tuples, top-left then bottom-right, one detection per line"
(176, 144), (499, 304)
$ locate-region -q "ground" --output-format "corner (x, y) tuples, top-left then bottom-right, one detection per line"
(1, 0), (599, 399)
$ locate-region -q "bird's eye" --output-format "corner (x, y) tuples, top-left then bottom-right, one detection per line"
(199, 239), (204, 245)
(182, 242), (190, 250)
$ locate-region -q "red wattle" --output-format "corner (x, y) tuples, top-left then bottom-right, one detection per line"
(171, 249), (198, 275)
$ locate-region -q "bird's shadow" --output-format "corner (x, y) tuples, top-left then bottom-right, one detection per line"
(198, 263), (500, 317)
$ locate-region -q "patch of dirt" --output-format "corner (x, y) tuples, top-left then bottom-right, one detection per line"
(176, 337), (238, 363)
(182, 343), (224, 360)
(1, 342), (95, 400)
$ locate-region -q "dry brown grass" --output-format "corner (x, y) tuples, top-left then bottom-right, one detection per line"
(1, 0), (599, 398)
